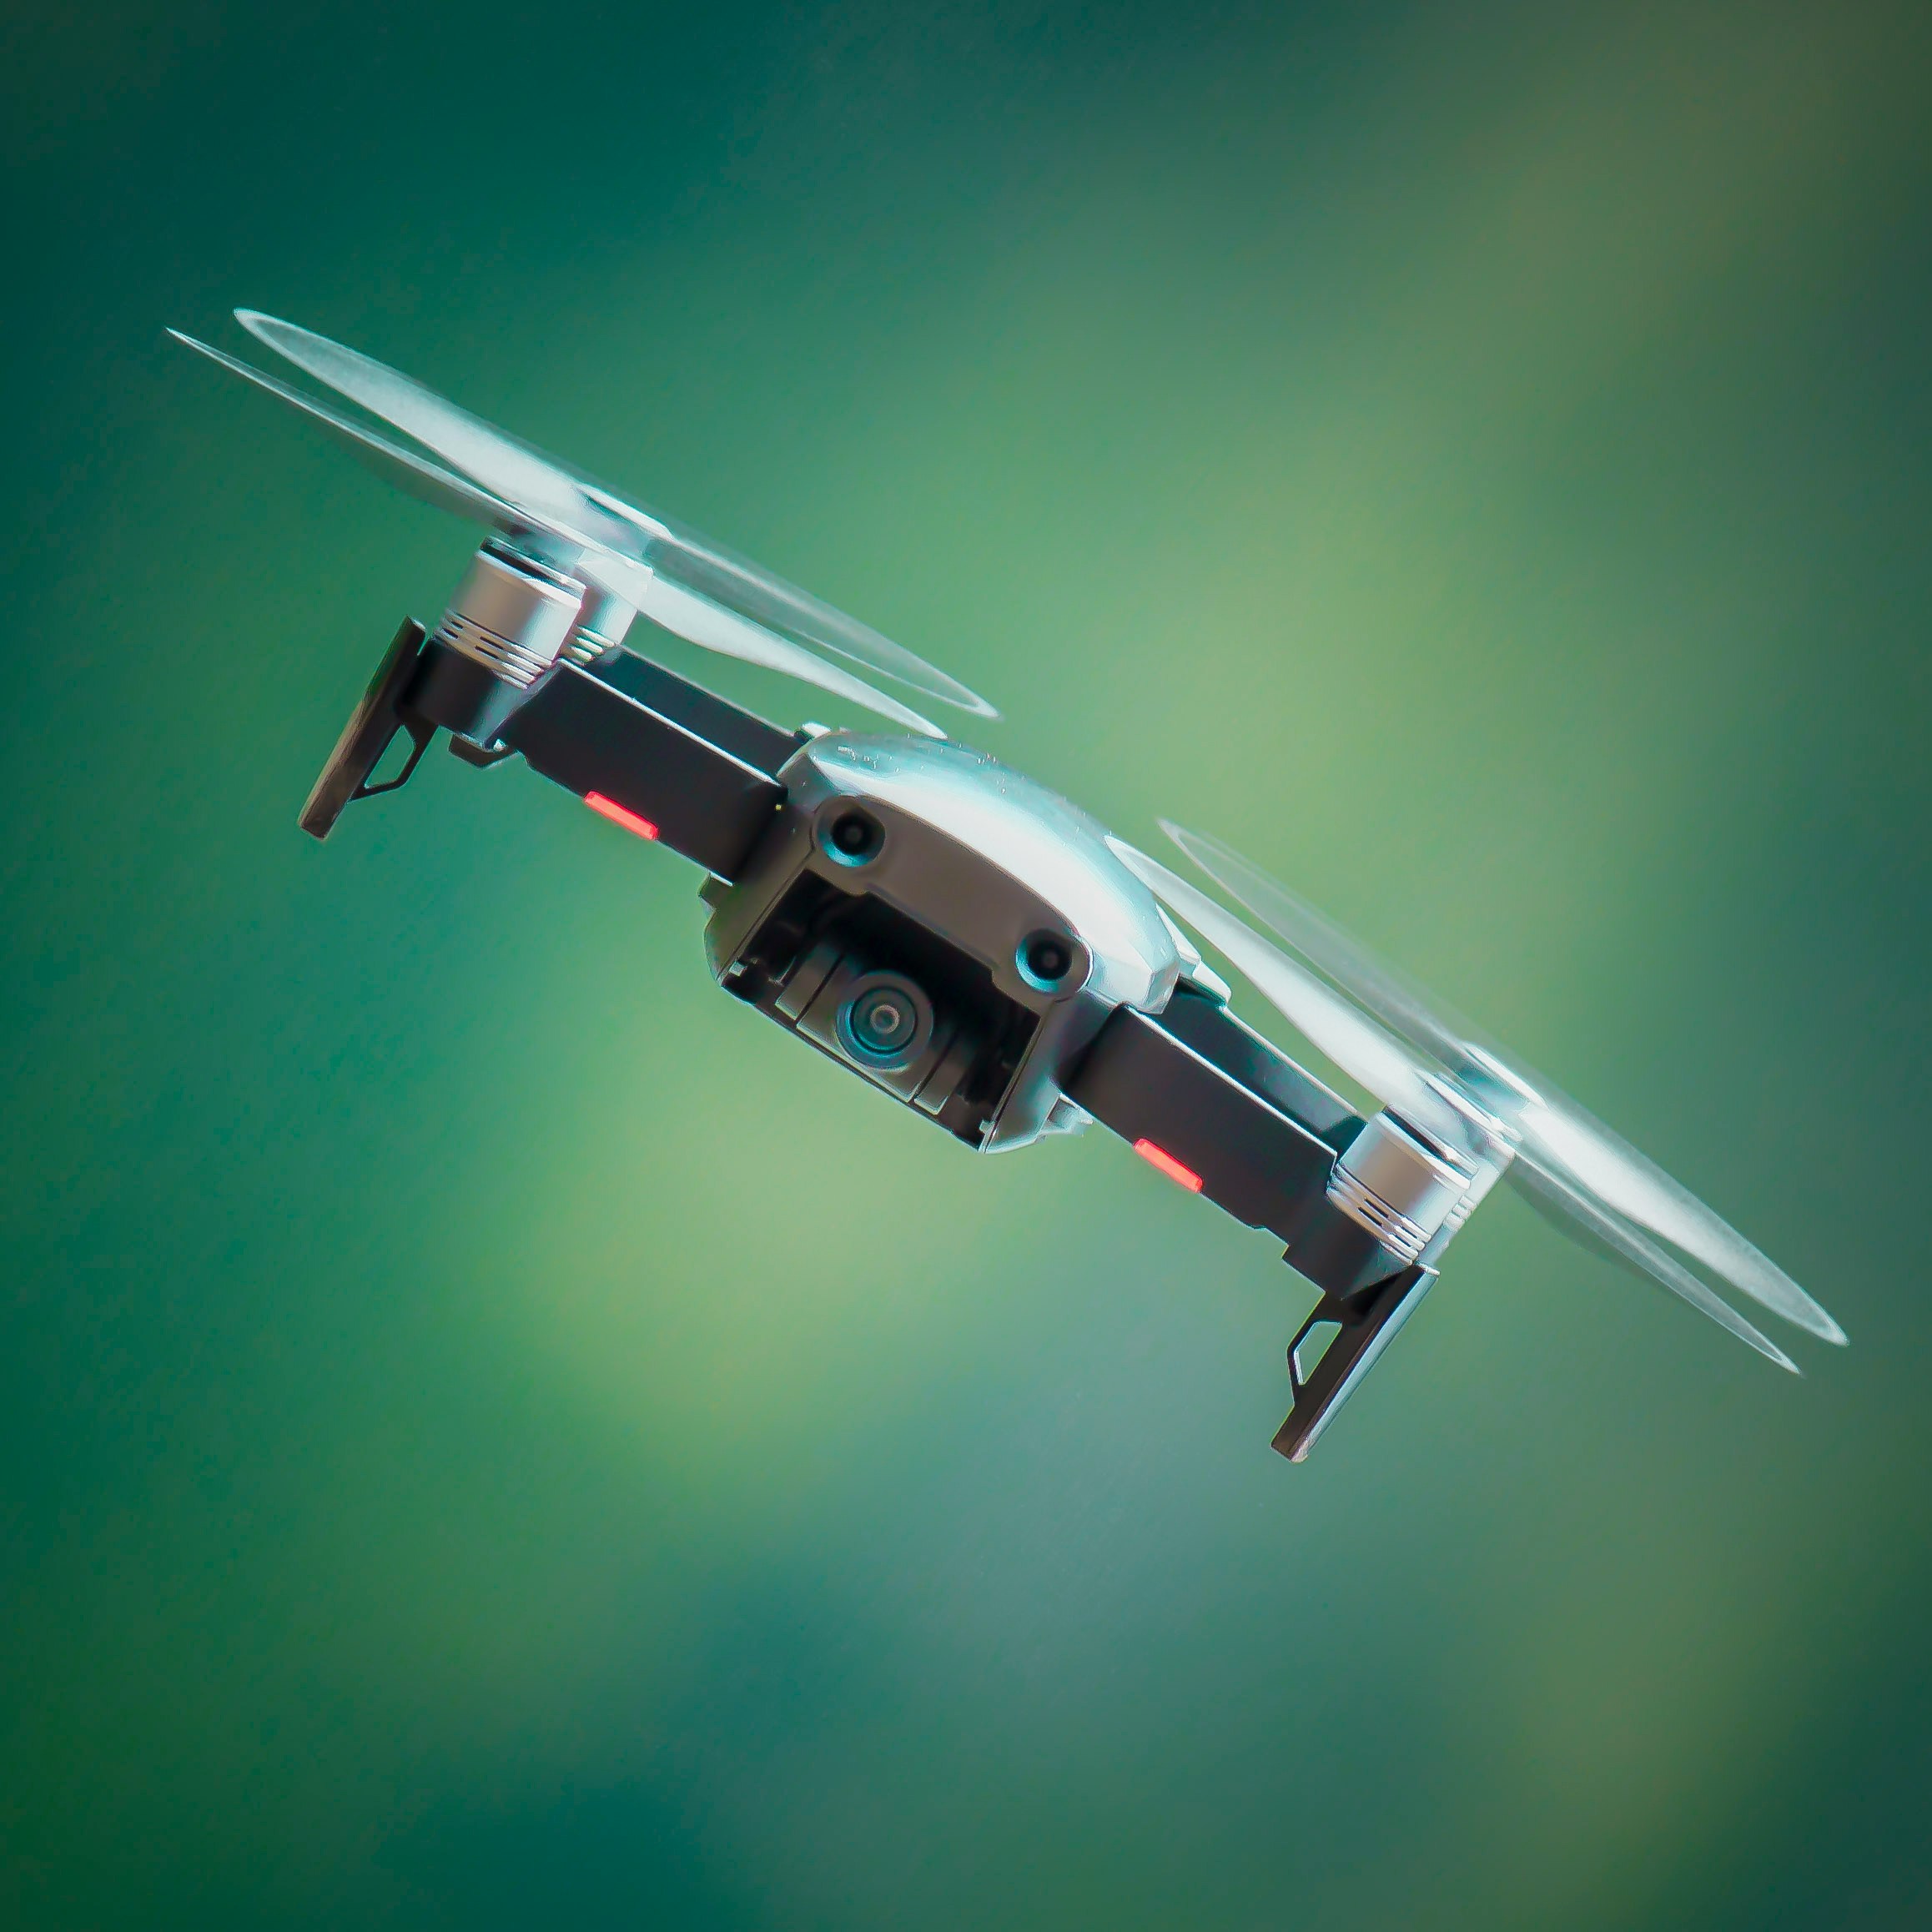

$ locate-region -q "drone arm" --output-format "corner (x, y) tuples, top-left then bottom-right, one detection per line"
(497, 655), (793, 879)
(1065, 986), (1435, 1460)
(1066, 999), (1338, 1235)
(581, 647), (806, 774)
(1067, 988), (1397, 1277)
(304, 617), (806, 880)
(1150, 986), (1361, 1145)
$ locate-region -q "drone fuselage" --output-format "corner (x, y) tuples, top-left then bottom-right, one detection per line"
(703, 733), (1182, 1152)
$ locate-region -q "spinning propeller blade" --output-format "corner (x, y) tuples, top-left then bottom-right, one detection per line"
(231, 310), (994, 722)
(1160, 823), (1845, 1348)
(1109, 838), (1447, 1131)
(1507, 1158), (1798, 1373)
(169, 331), (540, 534)
(1119, 824), (1841, 1365)
(172, 325), (951, 737)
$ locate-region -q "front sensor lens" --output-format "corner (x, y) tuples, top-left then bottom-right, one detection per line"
(1019, 930), (1076, 991)
(823, 808), (883, 866)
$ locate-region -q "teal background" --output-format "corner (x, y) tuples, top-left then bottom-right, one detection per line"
(4, 2), (1930, 1925)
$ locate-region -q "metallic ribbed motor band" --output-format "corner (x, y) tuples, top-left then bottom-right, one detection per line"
(1437, 1155), (1509, 1245)
(1326, 1164), (1433, 1262)
(1411, 1073), (1511, 1243)
(1326, 1111), (1477, 1266)
(436, 611), (558, 685)
(433, 546), (585, 689)
(561, 590), (636, 667)
(562, 626), (624, 667)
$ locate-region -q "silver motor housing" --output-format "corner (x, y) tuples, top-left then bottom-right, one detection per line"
(1326, 1111), (1477, 1265)
(432, 543), (586, 688)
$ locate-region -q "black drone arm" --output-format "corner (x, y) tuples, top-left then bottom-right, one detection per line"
(1067, 992), (1348, 1244)
(302, 626), (800, 883)
(501, 657), (791, 878)
(1066, 987), (1436, 1461)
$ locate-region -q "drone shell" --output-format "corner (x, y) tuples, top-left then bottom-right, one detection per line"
(703, 732), (1183, 1151)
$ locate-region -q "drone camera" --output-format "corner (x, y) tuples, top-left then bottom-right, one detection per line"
(834, 972), (934, 1069)
(715, 868), (1039, 1146)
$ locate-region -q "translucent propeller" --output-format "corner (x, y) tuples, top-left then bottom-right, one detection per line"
(229, 311), (996, 722)
(1114, 827), (1844, 1369)
(170, 325), (956, 737)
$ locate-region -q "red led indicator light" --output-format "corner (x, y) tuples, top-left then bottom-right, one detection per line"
(585, 792), (659, 841)
(1133, 1139), (1204, 1192)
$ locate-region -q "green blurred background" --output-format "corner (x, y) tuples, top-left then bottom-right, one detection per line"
(3, 1), (1929, 1924)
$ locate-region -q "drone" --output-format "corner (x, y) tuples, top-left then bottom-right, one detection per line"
(171, 311), (1846, 1461)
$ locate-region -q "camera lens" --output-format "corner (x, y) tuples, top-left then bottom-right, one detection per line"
(849, 986), (917, 1055)
(835, 973), (932, 1069)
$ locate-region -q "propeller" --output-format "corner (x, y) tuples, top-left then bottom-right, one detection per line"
(1112, 829), (1844, 1370)
(229, 310), (996, 722)
(1108, 838), (1451, 1136)
(170, 326), (952, 737)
